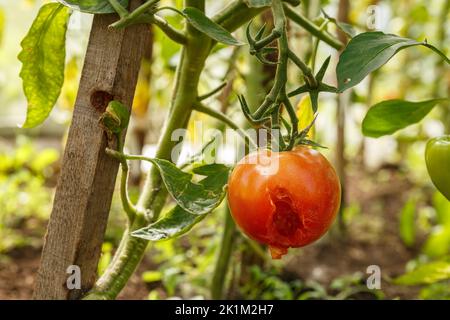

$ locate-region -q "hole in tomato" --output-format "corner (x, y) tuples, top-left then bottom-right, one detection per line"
(272, 199), (301, 237)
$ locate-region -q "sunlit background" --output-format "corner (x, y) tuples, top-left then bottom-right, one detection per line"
(0, 0), (449, 299)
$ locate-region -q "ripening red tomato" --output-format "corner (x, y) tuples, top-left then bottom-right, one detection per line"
(227, 147), (341, 259)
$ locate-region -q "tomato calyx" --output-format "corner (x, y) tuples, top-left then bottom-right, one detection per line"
(291, 113), (327, 150)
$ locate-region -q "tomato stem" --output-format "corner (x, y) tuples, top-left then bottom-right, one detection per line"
(211, 205), (236, 299)
(113, 136), (138, 223)
(193, 101), (258, 149)
(283, 4), (344, 50)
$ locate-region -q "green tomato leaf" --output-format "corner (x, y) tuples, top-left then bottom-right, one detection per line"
(183, 7), (244, 46)
(419, 282), (450, 300)
(433, 191), (450, 226)
(150, 161), (231, 215)
(394, 261), (450, 285)
(58, 0), (129, 14)
(422, 226), (450, 258)
(18, 3), (71, 128)
(244, 0), (272, 7)
(337, 32), (450, 92)
(131, 205), (206, 241)
(132, 163), (230, 241)
(362, 99), (448, 138)
(321, 10), (356, 38)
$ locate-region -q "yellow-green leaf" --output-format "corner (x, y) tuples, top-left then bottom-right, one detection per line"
(394, 261), (450, 285)
(183, 7), (243, 46)
(296, 95), (315, 139)
(18, 3), (71, 128)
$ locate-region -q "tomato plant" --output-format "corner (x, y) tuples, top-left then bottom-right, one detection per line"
(14, 0), (449, 300)
(228, 147), (341, 259)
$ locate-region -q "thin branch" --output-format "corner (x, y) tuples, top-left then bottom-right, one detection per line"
(213, 0), (300, 32)
(193, 102), (258, 149)
(284, 4), (344, 50)
(109, 138), (137, 222)
(288, 49), (317, 87)
(108, 0), (129, 18)
(150, 15), (187, 45)
(110, 0), (160, 28)
(198, 82), (227, 101)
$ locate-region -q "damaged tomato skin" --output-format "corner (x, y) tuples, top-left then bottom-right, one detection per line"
(227, 147), (341, 259)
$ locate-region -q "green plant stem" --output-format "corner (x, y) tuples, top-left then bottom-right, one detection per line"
(244, 237), (271, 263)
(106, 148), (155, 163)
(155, 6), (185, 16)
(282, 92), (299, 150)
(118, 160), (137, 222)
(240, 0), (298, 149)
(108, 0), (129, 18)
(84, 216), (148, 300)
(211, 205), (236, 299)
(283, 4), (344, 50)
(253, 29), (281, 50)
(193, 102), (258, 149)
(109, 0), (187, 44)
(149, 15), (187, 44)
(288, 49), (317, 87)
(273, 0), (299, 148)
(310, 21), (329, 72)
(423, 43), (450, 65)
(213, 1), (261, 32)
(213, 0), (299, 32)
(198, 82), (227, 101)
(115, 136), (137, 222)
(111, 0), (160, 28)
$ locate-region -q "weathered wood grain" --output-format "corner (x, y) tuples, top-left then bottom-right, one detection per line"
(33, 0), (151, 300)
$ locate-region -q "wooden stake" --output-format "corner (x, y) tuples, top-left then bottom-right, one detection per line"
(34, 1), (150, 299)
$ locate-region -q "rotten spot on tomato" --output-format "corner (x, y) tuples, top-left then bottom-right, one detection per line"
(90, 90), (114, 112)
(271, 194), (302, 238)
(268, 191), (303, 259)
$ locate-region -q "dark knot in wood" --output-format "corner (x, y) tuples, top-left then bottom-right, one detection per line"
(90, 90), (114, 112)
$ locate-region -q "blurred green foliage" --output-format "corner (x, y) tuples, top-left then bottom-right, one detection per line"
(0, 137), (58, 252)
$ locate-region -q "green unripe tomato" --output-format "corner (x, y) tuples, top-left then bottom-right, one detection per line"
(425, 135), (450, 200)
